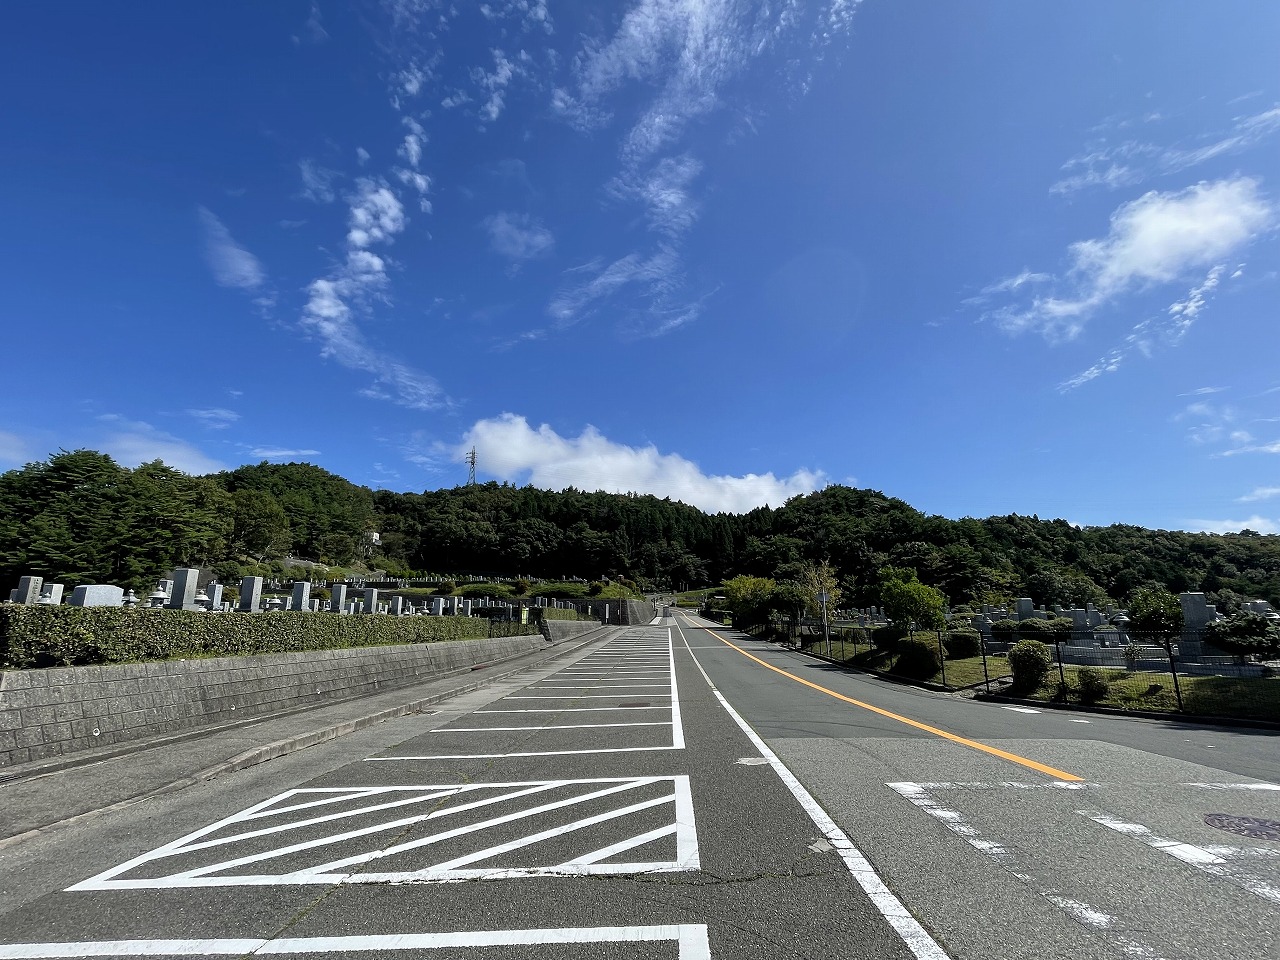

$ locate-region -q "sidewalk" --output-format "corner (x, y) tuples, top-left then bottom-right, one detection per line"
(0, 626), (617, 847)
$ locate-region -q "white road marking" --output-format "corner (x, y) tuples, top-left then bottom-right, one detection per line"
(504, 694), (672, 699)
(368, 746), (683, 760)
(1081, 810), (1280, 905)
(1000, 706), (1041, 714)
(889, 785), (1167, 959)
(68, 778), (699, 889)
(673, 623), (951, 960)
(1186, 782), (1280, 791)
(0, 926), (712, 958)
(475, 706), (668, 713)
(434, 722), (670, 731)
(1066, 719), (1091, 723)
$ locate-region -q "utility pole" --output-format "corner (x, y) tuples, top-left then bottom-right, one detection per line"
(465, 447), (477, 486)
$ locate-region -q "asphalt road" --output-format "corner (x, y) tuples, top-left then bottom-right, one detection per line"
(1, 612), (1276, 959)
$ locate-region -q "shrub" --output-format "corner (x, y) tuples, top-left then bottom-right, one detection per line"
(990, 618), (1018, 641)
(1008, 638), (1054, 695)
(1076, 666), (1110, 705)
(944, 629), (982, 659)
(435, 580), (457, 595)
(0, 605), (536, 670)
(893, 635), (941, 679)
(871, 624), (907, 652)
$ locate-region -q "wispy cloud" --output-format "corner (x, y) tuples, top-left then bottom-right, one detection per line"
(0, 430), (29, 469)
(1053, 103), (1280, 195)
(298, 158), (341, 203)
(548, 248), (682, 328)
(460, 413), (826, 513)
(1180, 386), (1227, 397)
(990, 177), (1273, 343)
(292, 2), (329, 45)
(197, 207), (265, 290)
(300, 178), (447, 411)
(249, 447), (321, 459)
(1237, 486), (1280, 503)
(1187, 515), (1279, 535)
(483, 211), (553, 261)
(95, 415), (226, 475)
(611, 154), (703, 238)
(186, 408), (240, 429)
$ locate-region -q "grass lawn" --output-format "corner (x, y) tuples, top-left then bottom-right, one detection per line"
(799, 634), (1013, 689)
(1020, 664), (1280, 722)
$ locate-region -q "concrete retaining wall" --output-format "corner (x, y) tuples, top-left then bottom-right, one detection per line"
(0, 635), (548, 767)
(542, 620), (608, 642)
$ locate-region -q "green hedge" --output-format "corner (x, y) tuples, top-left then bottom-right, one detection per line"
(0, 606), (538, 670)
(536, 607), (580, 622)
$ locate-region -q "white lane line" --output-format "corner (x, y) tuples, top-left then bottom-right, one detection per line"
(1081, 810), (1280, 906)
(887, 783), (1009, 859)
(1066, 719), (1091, 723)
(504, 694), (672, 700)
(1186, 782), (1280, 791)
(889, 786), (1165, 960)
(0, 926), (711, 958)
(433, 722), (670, 732)
(668, 625), (685, 750)
(673, 622), (950, 960)
(367, 746), (682, 760)
(535, 683), (672, 688)
(1001, 706), (1041, 714)
(475, 706), (668, 713)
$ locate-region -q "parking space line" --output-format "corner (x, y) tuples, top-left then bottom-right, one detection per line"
(0, 926), (712, 958)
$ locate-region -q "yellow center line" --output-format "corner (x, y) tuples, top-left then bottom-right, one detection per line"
(693, 619), (1082, 782)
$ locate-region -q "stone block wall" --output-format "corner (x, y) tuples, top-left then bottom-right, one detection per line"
(0, 634), (546, 767)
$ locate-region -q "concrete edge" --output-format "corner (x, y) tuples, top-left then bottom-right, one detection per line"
(0, 625), (616, 850)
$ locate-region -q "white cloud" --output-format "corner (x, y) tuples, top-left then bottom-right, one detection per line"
(993, 178), (1273, 341)
(249, 447), (321, 459)
(95, 416), (226, 475)
(356, 147), (371, 165)
(612, 155), (703, 238)
(484, 211), (554, 261)
(475, 48), (518, 122)
(1053, 104), (1280, 195)
(186, 408), (240, 429)
(298, 158), (340, 203)
(1238, 486), (1280, 503)
(346, 178), (406, 248)
(0, 430), (29, 469)
(1187, 515), (1280, 535)
(298, 178), (445, 411)
(1180, 386), (1227, 397)
(459, 413), (826, 513)
(399, 116), (426, 168)
(293, 2), (329, 44)
(548, 248), (681, 327)
(197, 207), (265, 290)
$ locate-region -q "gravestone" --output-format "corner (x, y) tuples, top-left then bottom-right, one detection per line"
(166, 569), (200, 611)
(290, 581), (311, 612)
(238, 577), (264, 613)
(69, 584), (125, 607)
(1015, 598), (1034, 621)
(206, 583), (224, 610)
(364, 588), (380, 614)
(1180, 592), (1215, 633)
(431, 597), (445, 615)
(14, 576), (43, 605)
(462, 600), (472, 617)
(390, 596), (404, 616)
(38, 584), (65, 605)
(345, 601), (357, 614)
(330, 584), (348, 613)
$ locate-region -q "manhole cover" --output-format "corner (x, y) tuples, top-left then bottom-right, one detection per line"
(1204, 813), (1280, 841)
(618, 701), (650, 707)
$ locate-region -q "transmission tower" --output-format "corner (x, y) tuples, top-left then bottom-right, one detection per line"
(465, 447), (477, 486)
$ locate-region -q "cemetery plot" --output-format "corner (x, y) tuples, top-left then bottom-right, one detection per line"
(0, 925), (712, 959)
(69, 777), (699, 889)
(369, 631), (686, 760)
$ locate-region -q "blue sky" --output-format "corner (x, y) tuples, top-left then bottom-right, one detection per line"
(3, 2), (1280, 531)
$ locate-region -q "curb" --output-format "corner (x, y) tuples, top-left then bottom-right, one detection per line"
(0, 625), (615, 850)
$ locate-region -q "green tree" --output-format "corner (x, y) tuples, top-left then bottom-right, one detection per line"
(1203, 612), (1280, 662)
(1127, 586), (1184, 652)
(722, 575), (777, 625)
(881, 575), (945, 630)
(799, 560), (842, 620)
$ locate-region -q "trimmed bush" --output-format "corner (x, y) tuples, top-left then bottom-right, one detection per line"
(1008, 638), (1054, 695)
(536, 607), (580, 622)
(893, 635), (941, 679)
(944, 629), (982, 660)
(990, 619), (1018, 641)
(871, 624), (907, 652)
(1076, 666), (1110, 705)
(0, 605), (538, 670)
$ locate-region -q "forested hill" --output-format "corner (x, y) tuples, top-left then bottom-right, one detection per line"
(3, 451), (1279, 614)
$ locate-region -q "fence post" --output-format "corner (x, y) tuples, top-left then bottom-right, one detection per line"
(1054, 640), (1067, 700)
(980, 637), (991, 693)
(937, 631), (947, 687)
(1168, 644), (1184, 711)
